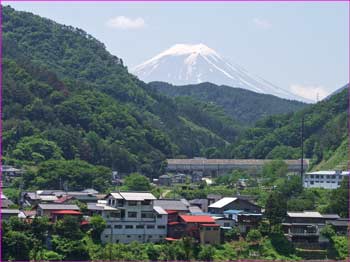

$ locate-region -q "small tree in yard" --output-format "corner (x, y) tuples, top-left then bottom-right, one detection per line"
(246, 229), (262, 244)
(265, 191), (287, 228)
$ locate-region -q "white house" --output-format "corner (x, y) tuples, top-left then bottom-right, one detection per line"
(303, 171), (349, 189)
(100, 192), (167, 244)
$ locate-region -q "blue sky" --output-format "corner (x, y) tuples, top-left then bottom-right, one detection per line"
(5, 2), (349, 101)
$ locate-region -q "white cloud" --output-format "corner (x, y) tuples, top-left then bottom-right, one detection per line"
(253, 18), (272, 29)
(290, 84), (329, 102)
(106, 16), (145, 30)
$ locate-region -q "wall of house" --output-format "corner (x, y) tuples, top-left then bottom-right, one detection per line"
(199, 227), (220, 245)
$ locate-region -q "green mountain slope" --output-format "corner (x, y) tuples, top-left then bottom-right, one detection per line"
(2, 6), (240, 184)
(229, 88), (348, 170)
(149, 81), (307, 125)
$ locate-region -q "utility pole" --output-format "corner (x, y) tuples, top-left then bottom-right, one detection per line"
(300, 115), (305, 186)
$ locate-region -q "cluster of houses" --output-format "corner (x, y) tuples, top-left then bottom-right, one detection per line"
(2, 188), (347, 246)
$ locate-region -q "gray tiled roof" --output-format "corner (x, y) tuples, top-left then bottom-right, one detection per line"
(38, 204), (80, 210)
(154, 199), (189, 211)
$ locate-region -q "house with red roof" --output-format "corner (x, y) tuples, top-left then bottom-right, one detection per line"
(167, 214), (220, 244)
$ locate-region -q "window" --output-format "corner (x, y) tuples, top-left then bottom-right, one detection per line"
(114, 225), (122, 229)
(142, 200), (151, 205)
(157, 215), (162, 219)
(316, 175), (319, 179)
(125, 225), (133, 229)
(128, 212), (137, 218)
(127, 235), (131, 238)
(213, 227), (219, 231)
(157, 225), (166, 229)
(138, 235), (142, 238)
(205, 227), (212, 231)
(142, 212), (154, 219)
(147, 225), (155, 229)
(310, 175), (314, 178)
(136, 225), (144, 229)
(310, 181), (314, 185)
(224, 223), (230, 227)
(128, 201), (137, 206)
(110, 212), (120, 218)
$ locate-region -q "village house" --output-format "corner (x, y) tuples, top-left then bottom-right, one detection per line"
(208, 197), (261, 214)
(36, 203), (80, 217)
(282, 211), (341, 243)
(1, 193), (15, 208)
(167, 214), (220, 244)
(2, 209), (20, 220)
(158, 174), (172, 186)
(100, 192), (168, 244)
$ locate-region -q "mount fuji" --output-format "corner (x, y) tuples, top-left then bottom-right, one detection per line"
(132, 44), (307, 102)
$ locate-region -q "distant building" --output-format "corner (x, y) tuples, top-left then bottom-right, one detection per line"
(100, 192), (167, 244)
(1, 165), (25, 186)
(158, 174), (171, 186)
(303, 171), (348, 189)
(166, 158), (309, 175)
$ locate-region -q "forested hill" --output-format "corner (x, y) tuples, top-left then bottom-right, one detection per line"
(2, 6), (241, 186)
(149, 81), (307, 125)
(229, 87), (348, 170)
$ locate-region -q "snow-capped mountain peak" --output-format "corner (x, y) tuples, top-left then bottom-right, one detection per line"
(132, 43), (307, 102)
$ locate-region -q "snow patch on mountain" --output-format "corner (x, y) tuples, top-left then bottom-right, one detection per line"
(132, 44), (308, 102)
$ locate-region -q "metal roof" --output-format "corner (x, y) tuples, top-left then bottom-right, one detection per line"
(180, 215), (215, 223)
(209, 197), (237, 208)
(38, 204), (80, 210)
(322, 214), (341, 219)
(2, 209), (20, 214)
(153, 206), (167, 215)
(189, 206), (203, 213)
(119, 192), (156, 201)
(108, 193), (123, 199)
(287, 211), (323, 218)
(306, 171), (349, 176)
(154, 199), (189, 211)
(87, 202), (118, 211)
(107, 192), (156, 201)
(39, 195), (58, 201)
(327, 219), (349, 227)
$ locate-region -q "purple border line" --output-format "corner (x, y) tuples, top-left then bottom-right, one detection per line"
(348, 1), (350, 261)
(0, 2), (3, 261)
(0, 1), (349, 262)
(1, 0), (349, 2)
(348, 1), (350, 262)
